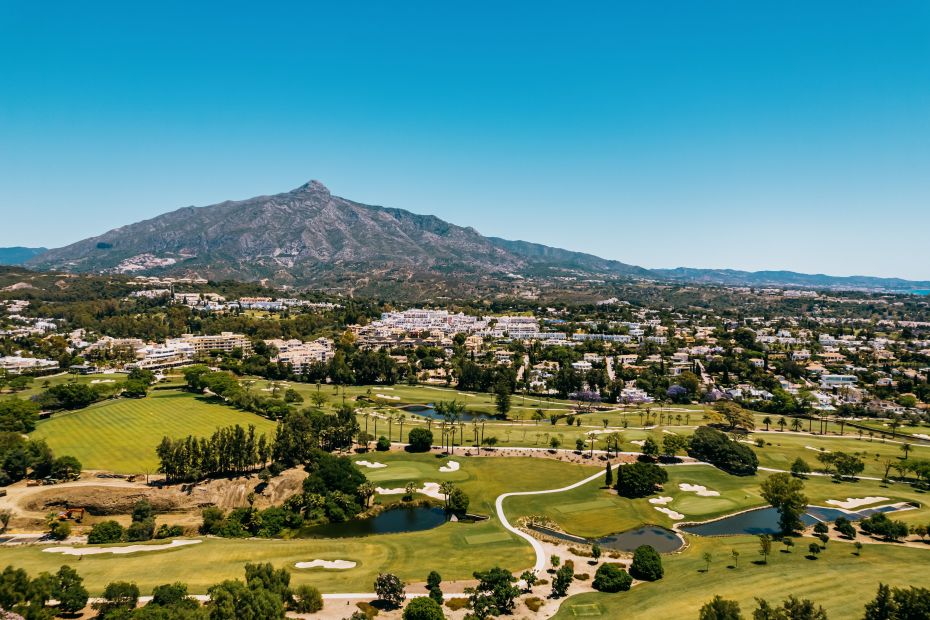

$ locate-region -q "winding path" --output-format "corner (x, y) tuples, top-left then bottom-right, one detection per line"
(494, 468), (607, 573)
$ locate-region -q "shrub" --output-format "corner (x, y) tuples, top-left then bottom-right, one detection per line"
(630, 545), (663, 581)
(154, 524), (184, 539)
(444, 597), (470, 611)
(403, 596), (445, 620)
(525, 597), (544, 612)
(89, 520), (125, 544)
(292, 584), (324, 613)
(355, 601), (380, 618)
(407, 428), (434, 452)
(376, 436), (391, 451)
(592, 563), (632, 592)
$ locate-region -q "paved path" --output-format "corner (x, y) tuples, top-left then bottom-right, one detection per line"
(494, 468), (607, 573)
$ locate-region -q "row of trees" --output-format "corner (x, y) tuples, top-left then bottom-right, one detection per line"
(156, 425), (270, 483)
(699, 583), (930, 619)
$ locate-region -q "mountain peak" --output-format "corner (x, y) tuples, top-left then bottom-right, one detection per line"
(295, 179), (330, 196)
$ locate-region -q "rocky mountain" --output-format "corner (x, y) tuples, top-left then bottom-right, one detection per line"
(0, 247), (47, 265)
(26, 181), (930, 293)
(28, 181), (648, 287)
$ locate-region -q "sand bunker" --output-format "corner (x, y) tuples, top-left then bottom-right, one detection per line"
(825, 497), (888, 510)
(805, 446), (830, 453)
(376, 482), (444, 500)
(678, 483), (720, 497)
(90, 379), (115, 384)
(44, 539), (201, 556)
(649, 496), (673, 505)
(654, 506), (684, 520)
(295, 559), (356, 570)
(356, 460), (387, 469)
(913, 434), (930, 441)
(439, 461), (460, 473)
(630, 440), (646, 447)
(376, 394), (400, 400)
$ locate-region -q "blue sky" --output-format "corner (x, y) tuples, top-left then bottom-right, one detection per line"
(2, 2), (929, 279)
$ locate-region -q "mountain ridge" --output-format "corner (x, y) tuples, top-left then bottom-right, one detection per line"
(25, 181), (930, 292)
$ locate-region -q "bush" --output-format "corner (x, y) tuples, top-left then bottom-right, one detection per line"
(88, 520), (125, 544)
(154, 523), (184, 539)
(407, 428), (434, 452)
(48, 519), (71, 541)
(630, 545), (663, 581)
(356, 601), (380, 618)
(292, 584), (324, 613)
(592, 563), (632, 592)
(403, 596), (445, 620)
(126, 518), (155, 542)
(444, 597), (470, 611)
(376, 436), (391, 451)
(525, 597), (544, 612)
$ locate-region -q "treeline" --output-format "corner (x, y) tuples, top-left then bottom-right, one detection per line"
(700, 583), (930, 619)
(0, 560), (324, 619)
(0, 433), (81, 486)
(156, 407), (360, 483)
(156, 425), (270, 483)
(182, 366), (291, 419)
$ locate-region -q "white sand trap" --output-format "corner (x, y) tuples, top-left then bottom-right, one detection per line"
(678, 483), (720, 497)
(356, 460), (387, 469)
(44, 539), (201, 556)
(913, 434), (930, 441)
(295, 559), (356, 570)
(662, 429), (677, 435)
(376, 482), (445, 500)
(654, 506), (684, 520)
(376, 394), (400, 400)
(825, 497), (888, 510)
(439, 461), (460, 473)
(631, 440), (646, 447)
(649, 496), (673, 505)
(91, 379), (115, 384)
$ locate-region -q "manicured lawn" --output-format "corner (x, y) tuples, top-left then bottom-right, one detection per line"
(553, 535), (929, 619)
(30, 390), (278, 473)
(0, 522), (533, 595)
(354, 451), (597, 516)
(505, 465), (766, 537)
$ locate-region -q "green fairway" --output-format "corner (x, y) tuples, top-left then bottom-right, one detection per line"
(553, 535), (930, 620)
(30, 390), (278, 473)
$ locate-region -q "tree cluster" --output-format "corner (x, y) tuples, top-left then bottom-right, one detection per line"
(688, 426), (758, 476)
(156, 424), (269, 483)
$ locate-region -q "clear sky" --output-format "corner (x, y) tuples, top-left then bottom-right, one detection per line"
(2, 2), (929, 279)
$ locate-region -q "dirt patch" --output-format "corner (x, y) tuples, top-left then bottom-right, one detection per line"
(24, 486), (192, 516)
(182, 468), (307, 511)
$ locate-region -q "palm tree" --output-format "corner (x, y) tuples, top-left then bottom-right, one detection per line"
(791, 417), (803, 432)
(731, 549), (739, 568)
(363, 411), (370, 436)
(889, 417), (901, 439)
(901, 443), (912, 460)
(398, 414), (406, 444)
(778, 417), (787, 432)
(358, 481), (376, 508)
(387, 414), (395, 442)
(702, 552), (712, 573)
(762, 416), (772, 431)
(838, 418), (846, 436)
(439, 481), (455, 510)
(602, 418), (609, 429)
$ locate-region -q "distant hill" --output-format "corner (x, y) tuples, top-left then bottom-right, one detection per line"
(0, 247), (47, 265)
(652, 267), (930, 292)
(27, 180), (647, 286)
(26, 181), (930, 292)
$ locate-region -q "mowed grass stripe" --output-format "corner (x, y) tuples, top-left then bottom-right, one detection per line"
(554, 499), (615, 514)
(31, 391), (278, 473)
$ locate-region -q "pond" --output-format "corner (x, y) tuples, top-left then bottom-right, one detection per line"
(529, 524), (685, 553)
(682, 504), (907, 537)
(401, 404), (493, 422)
(303, 506), (448, 538)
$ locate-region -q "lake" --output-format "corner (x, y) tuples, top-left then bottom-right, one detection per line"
(303, 506), (448, 538)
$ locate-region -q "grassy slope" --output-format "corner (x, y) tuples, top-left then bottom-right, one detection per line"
(553, 535), (926, 619)
(30, 390), (278, 472)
